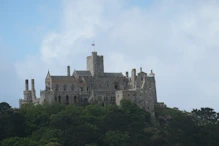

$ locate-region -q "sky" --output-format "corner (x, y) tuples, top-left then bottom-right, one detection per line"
(0, 0), (219, 112)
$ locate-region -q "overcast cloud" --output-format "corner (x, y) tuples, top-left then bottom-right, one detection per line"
(3, 0), (218, 111)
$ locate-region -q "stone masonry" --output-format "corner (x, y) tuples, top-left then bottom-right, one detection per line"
(19, 52), (158, 118)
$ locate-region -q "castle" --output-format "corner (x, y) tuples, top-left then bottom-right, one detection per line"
(19, 51), (158, 117)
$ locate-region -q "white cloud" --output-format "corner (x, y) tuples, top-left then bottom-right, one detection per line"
(15, 0), (219, 111)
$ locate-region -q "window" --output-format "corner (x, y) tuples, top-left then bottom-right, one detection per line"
(71, 85), (74, 91)
(56, 84), (59, 91)
(55, 96), (57, 101)
(141, 77), (143, 81)
(74, 96), (77, 103)
(58, 96), (61, 103)
(87, 87), (89, 91)
(80, 87), (83, 92)
(128, 94), (130, 96)
(105, 97), (108, 101)
(66, 95), (69, 104)
(106, 82), (109, 88)
(114, 83), (118, 90)
(63, 84), (67, 91)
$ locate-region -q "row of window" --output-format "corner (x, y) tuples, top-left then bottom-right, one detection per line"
(54, 95), (78, 104)
(55, 84), (89, 92)
(55, 83), (119, 91)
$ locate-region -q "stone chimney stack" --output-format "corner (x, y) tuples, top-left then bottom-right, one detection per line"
(67, 66), (70, 76)
(131, 69), (136, 88)
(131, 69), (136, 79)
(25, 79), (29, 90)
(126, 71), (129, 78)
(31, 79), (35, 91)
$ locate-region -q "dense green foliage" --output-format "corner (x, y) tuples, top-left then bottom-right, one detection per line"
(0, 101), (219, 146)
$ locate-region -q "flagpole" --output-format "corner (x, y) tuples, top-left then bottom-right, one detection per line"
(92, 41), (95, 52)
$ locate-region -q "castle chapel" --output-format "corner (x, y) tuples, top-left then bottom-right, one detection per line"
(19, 51), (158, 115)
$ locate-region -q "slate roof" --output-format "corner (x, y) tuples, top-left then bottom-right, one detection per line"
(74, 70), (92, 76)
(51, 76), (75, 80)
(104, 72), (123, 77)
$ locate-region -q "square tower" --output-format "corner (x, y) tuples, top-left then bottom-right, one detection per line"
(87, 52), (104, 76)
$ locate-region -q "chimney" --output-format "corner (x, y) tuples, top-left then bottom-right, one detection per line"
(31, 79), (35, 91)
(126, 71), (129, 78)
(25, 79), (29, 90)
(140, 67), (142, 72)
(67, 66), (70, 76)
(132, 69), (136, 78)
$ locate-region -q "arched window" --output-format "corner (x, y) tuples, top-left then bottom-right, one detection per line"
(63, 84), (67, 91)
(71, 85), (74, 91)
(66, 95), (69, 104)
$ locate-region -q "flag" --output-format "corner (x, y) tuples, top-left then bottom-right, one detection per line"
(91, 42), (95, 46)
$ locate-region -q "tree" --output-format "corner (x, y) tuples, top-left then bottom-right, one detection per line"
(0, 137), (37, 146)
(192, 108), (219, 125)
(103, 131), (131, 146)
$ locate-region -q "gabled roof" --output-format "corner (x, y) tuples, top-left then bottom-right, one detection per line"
(74, 70), (92, 76)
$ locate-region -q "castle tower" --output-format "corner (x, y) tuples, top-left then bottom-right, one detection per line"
(31, 79), (36, 100)
(87, 52), (104, 76)
(23, 79), (32, 102)
(148, 70), (157, 104)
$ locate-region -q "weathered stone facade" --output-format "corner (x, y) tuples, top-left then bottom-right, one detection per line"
(19, 52), (158, 117)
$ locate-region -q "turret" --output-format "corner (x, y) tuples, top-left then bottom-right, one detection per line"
(126, 71), (129, 78)
(131, 68), (136, 80)
(67, 66), (70, 76)
(23, 79), (32, 102)
(25, 79), (29, 90)
(149, 70), (155, 77)
(31, 79), (36, 100)
(31, 79), (35, 91)
(131, 68), (136, 88)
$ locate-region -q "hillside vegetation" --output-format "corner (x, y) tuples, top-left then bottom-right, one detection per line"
(0, 100), (219, 146)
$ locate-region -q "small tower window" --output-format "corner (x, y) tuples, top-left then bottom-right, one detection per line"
(80, 87), (83, 92)
(87, 87), (89, 91)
